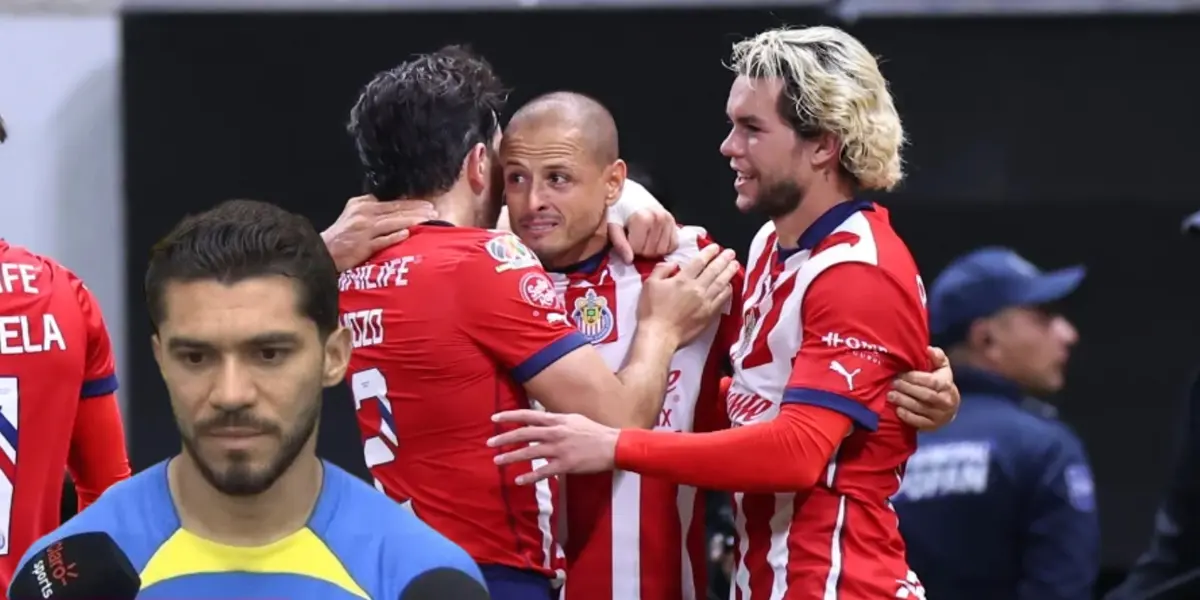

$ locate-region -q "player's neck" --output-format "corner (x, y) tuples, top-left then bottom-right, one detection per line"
(169, 444), (324, 546)
(772, 178), (856, 250)
(423, 185), (485, 228)
(542, 229), (609, 270)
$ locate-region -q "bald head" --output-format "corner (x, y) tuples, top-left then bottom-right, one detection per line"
(506, 91), (618, 164)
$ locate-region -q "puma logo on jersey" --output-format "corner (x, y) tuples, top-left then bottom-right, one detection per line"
(829, 360), (861, 391)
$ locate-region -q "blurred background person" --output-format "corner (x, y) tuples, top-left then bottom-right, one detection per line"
(1104, 213), (1200, 600)
(893, 246), (1098, 600)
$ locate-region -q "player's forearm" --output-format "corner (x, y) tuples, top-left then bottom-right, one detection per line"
(614, 405), (850, 492)
(613, 322), (680, 428)
(67, 393), (131, 510)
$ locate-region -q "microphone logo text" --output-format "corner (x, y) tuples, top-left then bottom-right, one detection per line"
(47, 540), (78, 588)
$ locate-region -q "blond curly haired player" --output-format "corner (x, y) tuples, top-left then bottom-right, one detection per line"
(490, 26), (937, 600)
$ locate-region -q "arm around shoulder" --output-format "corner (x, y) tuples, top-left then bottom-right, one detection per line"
(455, 234), (678, 428)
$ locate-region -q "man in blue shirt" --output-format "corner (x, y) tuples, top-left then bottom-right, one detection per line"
(10, 200), (485, 599)
(892, 246), (1099, 600)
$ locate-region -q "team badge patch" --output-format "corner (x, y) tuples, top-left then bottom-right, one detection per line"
(1064, 464), (1096, 512)
(486, 234), (541, 273)
(519, 272), (561, 310)
(570, 288), (616, 344)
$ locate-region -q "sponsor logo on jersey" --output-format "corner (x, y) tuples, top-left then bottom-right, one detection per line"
(570, 288), (615, 344)
(736, 307), (759, 356)
(821, 331), (888, 354)
(725, 390), (775, 425)
(486, 234), (541, 273)
(518, 272), (560, 309)
(829, 360), (861, 391)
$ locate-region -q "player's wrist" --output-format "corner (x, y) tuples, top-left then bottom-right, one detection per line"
(638, 318), (683, 350)
(607, 179), (663, 227)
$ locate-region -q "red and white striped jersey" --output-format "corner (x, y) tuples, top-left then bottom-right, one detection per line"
(551, 227), (743, 600)
(727, 201), (931, 600)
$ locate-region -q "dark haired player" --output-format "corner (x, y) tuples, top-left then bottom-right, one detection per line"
(11, 199), (484, 599)
(337, 47), (738, 600)
(0, 115), (130, 593)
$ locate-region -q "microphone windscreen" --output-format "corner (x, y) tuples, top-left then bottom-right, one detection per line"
(399, 567), (490, 600)
(8, 531), (140, 599)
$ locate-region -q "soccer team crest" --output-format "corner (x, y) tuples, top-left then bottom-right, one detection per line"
(570, 288), (616, 344)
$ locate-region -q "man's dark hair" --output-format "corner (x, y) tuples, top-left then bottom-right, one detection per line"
(145, 199), (339, 335)
(0, 115), (7, 143)
(347, 45), (508, 201)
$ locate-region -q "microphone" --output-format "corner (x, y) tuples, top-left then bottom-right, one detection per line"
(399, 567), (490, 600)
(8, 531), (140, 599)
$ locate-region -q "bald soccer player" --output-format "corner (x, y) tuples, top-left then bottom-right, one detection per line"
(499, 91), (962, 600)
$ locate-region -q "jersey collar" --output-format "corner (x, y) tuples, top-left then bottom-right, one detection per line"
(796, 199), (875, 251)
(546, 243), (613, 278)
(776, 199), (874, 263)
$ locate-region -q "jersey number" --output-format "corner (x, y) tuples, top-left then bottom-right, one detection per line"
(350, 369), (399, 490)
(0, 377), (19, 556)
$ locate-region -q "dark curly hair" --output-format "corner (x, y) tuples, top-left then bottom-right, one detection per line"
(347, 45), (508, 201)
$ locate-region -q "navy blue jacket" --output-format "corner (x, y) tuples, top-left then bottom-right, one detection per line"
(1107, 373), (1200, 599)
(892, 367), (1100, 600)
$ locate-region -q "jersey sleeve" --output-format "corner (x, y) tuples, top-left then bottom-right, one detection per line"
(782, 262), (929, 431)
(67, 393), (131, 511)
(68, 273), (119, 399)
(456, 233), (589, 384)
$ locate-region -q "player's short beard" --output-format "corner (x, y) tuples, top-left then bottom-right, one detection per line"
(181, 395), (320, 497)
(752, 178), (805, 219)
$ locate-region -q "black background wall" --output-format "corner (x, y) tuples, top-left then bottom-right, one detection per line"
(122, 8), (1200, 571)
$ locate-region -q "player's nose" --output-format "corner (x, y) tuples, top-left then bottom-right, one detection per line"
(208, 360), (258, 410)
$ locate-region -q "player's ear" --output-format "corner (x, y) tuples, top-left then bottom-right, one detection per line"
(604, 159), (628, 208)
(151, 334), (164, 369)
(966, 319), (998, 357)
(321, 326), (353, 388)
(809, 131), (842, 170)
(464, 142), (490, 196)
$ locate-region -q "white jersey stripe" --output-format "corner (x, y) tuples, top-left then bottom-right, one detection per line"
(821, 495), (848, 600)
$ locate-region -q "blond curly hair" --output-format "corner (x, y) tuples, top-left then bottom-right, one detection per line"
(729, 26), (905, 191)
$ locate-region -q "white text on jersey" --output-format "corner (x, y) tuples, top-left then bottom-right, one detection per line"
(0, 314), (65, 355)
(343, 308), (384, 349)
(338, 256), (418, 292)
(0, 263), (39, 294)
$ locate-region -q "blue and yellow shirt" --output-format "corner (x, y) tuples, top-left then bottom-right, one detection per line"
(11, 459), (484, 599)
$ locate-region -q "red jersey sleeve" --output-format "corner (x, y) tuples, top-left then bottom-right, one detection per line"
(68, 273), (118, 399)
(781, 262), (929, 431)
(457, 232), (590, 384)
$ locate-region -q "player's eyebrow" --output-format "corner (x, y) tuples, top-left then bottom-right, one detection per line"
(166, 332), (301, 351)
(733, 115), (764, 128)
(243, 332), (302, 346)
